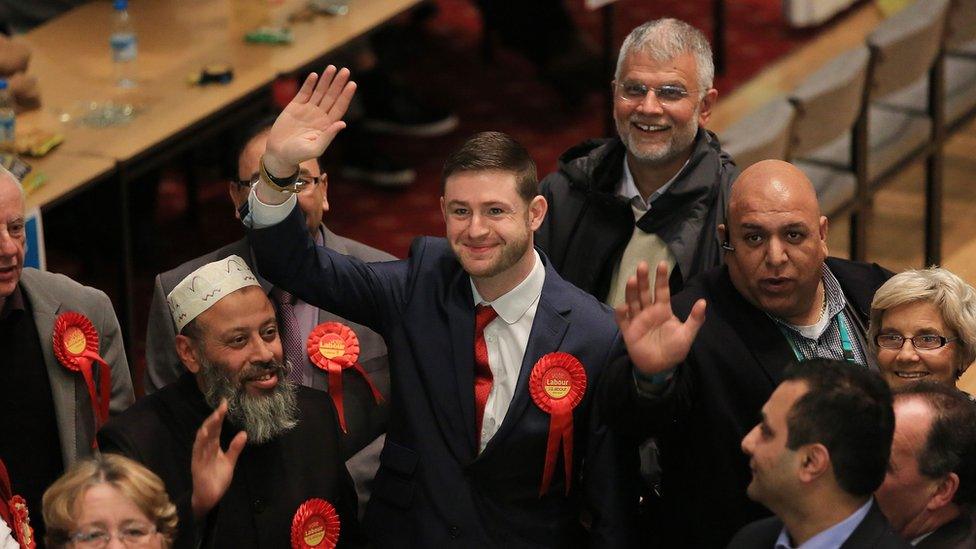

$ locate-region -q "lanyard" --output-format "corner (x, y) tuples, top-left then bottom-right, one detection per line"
(783, 313), (857, 364)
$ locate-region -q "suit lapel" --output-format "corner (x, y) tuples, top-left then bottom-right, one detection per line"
(321, 226), (350, 255)
(481, 263), (570, 456)
(20, 271), (84, 469)
(447, 273), (479, 456)
(712, 268), (794, 385)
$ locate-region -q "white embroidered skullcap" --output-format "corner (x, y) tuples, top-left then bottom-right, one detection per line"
(167, 255), (260, 333)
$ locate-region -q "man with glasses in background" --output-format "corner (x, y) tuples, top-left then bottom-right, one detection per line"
(144, 116), (393, 516)
(536, 18), (736, 304)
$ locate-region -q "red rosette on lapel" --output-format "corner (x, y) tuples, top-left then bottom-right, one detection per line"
(52, 312), (111, 445)
(306, 322), (384, 433)
(529, 352), (587, 497)
(9, 496), (36, 549)
(291, 498), (340, 549)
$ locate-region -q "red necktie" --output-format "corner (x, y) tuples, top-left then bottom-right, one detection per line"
(474, 304), (498, 443)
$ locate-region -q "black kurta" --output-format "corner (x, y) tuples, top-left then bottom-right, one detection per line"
(98, 373), (361, 548)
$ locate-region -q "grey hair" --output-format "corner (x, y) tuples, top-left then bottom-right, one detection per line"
(0, 164), (24, 199)
(869, 268), (976, 373)
(615, 18), (715, 97)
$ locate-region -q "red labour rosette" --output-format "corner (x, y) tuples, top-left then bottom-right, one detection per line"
(52, 312), (111, 446)
(529, 352), (587, 497)
(306, 322), (384, 432)
(291, 498), (340, 549)
(10, 496), (36, 549)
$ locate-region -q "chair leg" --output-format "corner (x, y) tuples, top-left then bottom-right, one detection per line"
(849, 202), (869, 262)
(924, 52), (946, 267)
(924, 150), (944, 266)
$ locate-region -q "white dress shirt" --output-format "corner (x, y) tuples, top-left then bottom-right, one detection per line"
(0, 517), (18, 549)
(471, 250), (546, 452)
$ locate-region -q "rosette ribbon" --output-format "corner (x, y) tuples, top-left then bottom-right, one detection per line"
(52, 312), (111, 446)
(291, 498), (340, 549)
(529, 352), (587, 497)
(306, 322), (384, 432)
(0, 459), (36, 549)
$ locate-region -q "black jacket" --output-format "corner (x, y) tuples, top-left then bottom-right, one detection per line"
(727, 501), (911, 548)
(917, 511), (976, 549)
(599, 258), (892, 547)
(536, 130), (737, 300)
(98, 374), (362, 549)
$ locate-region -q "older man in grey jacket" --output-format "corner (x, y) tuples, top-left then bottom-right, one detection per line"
(0, 167), (133, 542)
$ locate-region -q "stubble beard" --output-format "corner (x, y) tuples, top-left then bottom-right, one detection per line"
(617, 109), (699, 166)
(458, 230), (530, 280)
(197, 355), (299, 444)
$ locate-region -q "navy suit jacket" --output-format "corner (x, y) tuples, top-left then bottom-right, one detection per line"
(250, 207), (632, 548)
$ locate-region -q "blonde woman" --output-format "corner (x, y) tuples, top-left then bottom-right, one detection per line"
(42, 454), (176, 548)
(869, 267), (976, 391)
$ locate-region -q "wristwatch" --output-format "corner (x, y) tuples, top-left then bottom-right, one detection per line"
(259, 155), (309, 194)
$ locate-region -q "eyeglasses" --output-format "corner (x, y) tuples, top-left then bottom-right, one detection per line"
(875, 333), (958, 351)
(235, 173), (324, 189)
(69, 524), (158, 548)
(614, 81), (697, 103)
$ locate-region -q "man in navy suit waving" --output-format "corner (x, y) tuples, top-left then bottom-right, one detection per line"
(244, 67), (632, 548)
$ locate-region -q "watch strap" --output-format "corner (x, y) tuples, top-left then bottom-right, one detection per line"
(260, 155), (304, 193)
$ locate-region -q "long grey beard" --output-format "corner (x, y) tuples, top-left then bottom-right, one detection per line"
(198, 356), (299, 444)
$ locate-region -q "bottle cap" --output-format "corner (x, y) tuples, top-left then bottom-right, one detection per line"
(113, 0), (128, 10)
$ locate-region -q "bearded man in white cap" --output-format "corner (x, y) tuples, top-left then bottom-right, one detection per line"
(98, 256), (363, 549)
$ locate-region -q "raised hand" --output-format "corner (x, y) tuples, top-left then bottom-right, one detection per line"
(264, 65), (357, 176)
(190, 400), (247, 519)
(615, 261), (707, 376)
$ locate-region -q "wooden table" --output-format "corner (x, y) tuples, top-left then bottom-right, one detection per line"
(23, 153), (116, 211)
(20, 0), (421, 171)
(16, 0), (421, 351)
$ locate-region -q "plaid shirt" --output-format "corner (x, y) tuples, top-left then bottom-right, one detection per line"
(770, 265), (868, 366)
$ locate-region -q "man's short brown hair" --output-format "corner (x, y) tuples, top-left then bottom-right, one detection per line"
(441, 131), (538, 203)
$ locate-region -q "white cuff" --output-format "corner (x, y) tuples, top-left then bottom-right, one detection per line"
(245, 186), (297, 228)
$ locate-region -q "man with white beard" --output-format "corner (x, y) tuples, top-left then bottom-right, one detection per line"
(99, 256), (362, 549)
(536, 18), (736, 303)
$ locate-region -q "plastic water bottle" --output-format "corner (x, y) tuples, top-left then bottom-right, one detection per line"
(0, 80), (14, 152)
(110, 0), (137, 88)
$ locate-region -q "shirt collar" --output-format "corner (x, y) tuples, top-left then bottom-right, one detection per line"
(471, 250), (545, 325)
(616, 155), (688, 212)
(775, 499), (873, 549)
(773, 264), (848, 338)
(911, 530), (936, 546)
(0, 283), (26, 321)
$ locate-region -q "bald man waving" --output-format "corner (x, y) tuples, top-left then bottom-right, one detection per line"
(602, 160), (893, 547)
